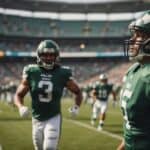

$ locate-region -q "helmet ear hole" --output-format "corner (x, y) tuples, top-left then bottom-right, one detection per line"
(143, 39), (150, 54)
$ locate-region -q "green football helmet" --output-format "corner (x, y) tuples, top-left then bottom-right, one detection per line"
(37, 40), (60, 70)
(99, 73), (108, 85)
(124, 10), (150, 61)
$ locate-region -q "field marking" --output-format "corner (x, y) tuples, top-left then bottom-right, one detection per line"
(0, 144), (2, 150)
(64, 118), (123, 141)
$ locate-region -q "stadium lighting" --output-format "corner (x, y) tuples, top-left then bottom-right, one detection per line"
(80, 43), (86, 50)
(59, 13), (86, 20)
(3, 8), (32, 17)
(32, 12), (59, 19)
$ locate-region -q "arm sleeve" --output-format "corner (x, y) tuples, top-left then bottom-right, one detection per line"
(22, 66), (30, 80)
(66, 68), (73, 81)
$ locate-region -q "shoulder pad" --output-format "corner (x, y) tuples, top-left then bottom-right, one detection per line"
(24, 64), (38, 70)
(125, 62), (140, 75)
(23, 64), (38, 74)
(27, 64), (38, 69)
(141, 65), (150, 82)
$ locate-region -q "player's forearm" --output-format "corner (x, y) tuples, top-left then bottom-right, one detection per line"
(117, 139), (125, 150)
(14, 94), (24, 108)
(14, 81), (29, 108)
(75, 90), (82, 107)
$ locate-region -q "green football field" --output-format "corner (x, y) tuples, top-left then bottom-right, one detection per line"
(0, 96), (123, 150)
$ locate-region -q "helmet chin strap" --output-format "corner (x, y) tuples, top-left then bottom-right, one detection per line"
(129, 54), (150, 63)
(129, 54), (143, 62)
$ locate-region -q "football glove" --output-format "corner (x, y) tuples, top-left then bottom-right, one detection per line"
(19, 106), (30, 118)
(68, 105), (79, 117)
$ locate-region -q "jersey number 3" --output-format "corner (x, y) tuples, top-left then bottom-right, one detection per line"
(38, 80), (53, 103)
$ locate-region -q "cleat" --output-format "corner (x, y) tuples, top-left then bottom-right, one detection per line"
(91, 120), (95, 126)
(97, 125), (103, 131)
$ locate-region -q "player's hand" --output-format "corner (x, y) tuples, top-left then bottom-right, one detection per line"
(68, 105), (79, 117)
(19, 106), (30, 118)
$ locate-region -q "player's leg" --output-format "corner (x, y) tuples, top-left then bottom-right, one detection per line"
(32, 118), (45, 150)
(97, 101), (108, 131)
(91, 100), (100, 126)
(43, 114), (62, 150)
(82, 91), (87, 104)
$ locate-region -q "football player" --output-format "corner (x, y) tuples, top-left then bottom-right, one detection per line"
(83, 82), (94, 105)
(14, 40), (82, 150)
(117, 10), (150, 150)
(91, 73), (116, 131)
(6, 81), (17, 106)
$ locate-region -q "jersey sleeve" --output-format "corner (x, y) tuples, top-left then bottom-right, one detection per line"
(65, 67), (73, 81)
(145, 75), (150, 99)
(22, 65), (30, 80)
(61, 66), (73, 87)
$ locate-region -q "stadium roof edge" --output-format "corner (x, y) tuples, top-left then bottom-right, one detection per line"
(29, 0), (137, 4)
(0, 8), (144, 21)
(0, 0), (149, 13)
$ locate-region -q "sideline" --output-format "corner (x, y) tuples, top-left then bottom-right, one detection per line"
(64, 118), (123, 141)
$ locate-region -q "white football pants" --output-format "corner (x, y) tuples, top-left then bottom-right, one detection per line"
(32, 114), (61, 150)
(92, 100), (108, 118)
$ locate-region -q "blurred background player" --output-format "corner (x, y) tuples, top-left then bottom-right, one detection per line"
(91, 73), (116, 131)
(14, 40), (82, 150)
(6, 81), (17, 106)
(117, 10), (150, 150)
(82, 82), (94, 105)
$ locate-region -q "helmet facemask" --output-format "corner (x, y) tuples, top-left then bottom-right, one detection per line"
(37, 51), (59, 70)
(124, 35), (150, 62)
(99, 74), (108, 85)
(124, 11), (150, 62)
(36, 40), (60, 70)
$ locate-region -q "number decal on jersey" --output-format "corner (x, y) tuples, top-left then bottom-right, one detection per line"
(121, 89), (131, 130)
(38, 80), (53, 103)
(98, 89), (107, 99)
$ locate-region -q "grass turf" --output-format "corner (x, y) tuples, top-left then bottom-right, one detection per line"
(0, 97), (123, 150)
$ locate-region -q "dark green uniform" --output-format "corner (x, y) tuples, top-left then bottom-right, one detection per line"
(94, 83), (113, 101)
(120, 63), (150, 150)
(23, 64), (72, 121)
(85, 85), (93, 98)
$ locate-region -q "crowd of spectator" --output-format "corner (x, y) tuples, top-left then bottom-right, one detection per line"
(0, 14), (130, 38)
(0, 39), (123, 53)
(0, 58), (130, 88)
(0, 14), (131, 89)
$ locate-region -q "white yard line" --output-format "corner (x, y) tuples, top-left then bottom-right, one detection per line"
(0, 144), (2, 150)
(64, 118), (123, 141)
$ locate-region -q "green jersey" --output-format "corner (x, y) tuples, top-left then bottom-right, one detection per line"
(23, 64), (72, 121)
(120, 63), (150, 136)
(94, 83), (113, 101)
(85, 85), (93, 97)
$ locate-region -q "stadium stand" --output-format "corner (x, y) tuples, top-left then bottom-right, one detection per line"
(0, 2), (149, 149)
(0, 14), (130, 37)
(0, 0), (148, 89)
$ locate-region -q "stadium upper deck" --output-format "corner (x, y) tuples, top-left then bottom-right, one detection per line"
(0, 14), (130, 38)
